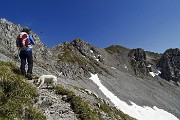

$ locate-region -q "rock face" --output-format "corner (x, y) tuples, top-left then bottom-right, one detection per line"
(0, 18), (20, 58)
(128, 48), (148, 77)
(157, 48), (180, 83)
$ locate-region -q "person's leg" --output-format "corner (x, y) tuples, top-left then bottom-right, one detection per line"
(26, 51), (33, 80)
(19, 50), (27, 76)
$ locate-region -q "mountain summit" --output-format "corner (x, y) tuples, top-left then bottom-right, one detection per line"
(0, 18), (180, 120)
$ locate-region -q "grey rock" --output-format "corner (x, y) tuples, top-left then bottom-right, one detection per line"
(129, 48), (148, 77)
(157, 48), (180, 83)
(35, 89), (78, 120)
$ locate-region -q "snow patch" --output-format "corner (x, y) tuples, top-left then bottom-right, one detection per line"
(124, 64), (128, 70)
(149, 72), (156, 77)
(94, 55), (101, 62)
(124, 65), (127, 69)
(58, 72), (63, 76)
(156, 67), (162, 74)
(93, 56), (99, 61)
(89, 73), (178, 120)
(149, 69), (161, 77)
(95, 58), (99, 62)
(147, 64), (151, 67)
(90, 50), (93, 53)
(110, 67), (116, 69)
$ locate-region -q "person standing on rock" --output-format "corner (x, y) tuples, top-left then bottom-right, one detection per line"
(16, 27), (35, 80)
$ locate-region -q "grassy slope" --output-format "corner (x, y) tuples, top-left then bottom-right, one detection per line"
(0, 61), (45, 120)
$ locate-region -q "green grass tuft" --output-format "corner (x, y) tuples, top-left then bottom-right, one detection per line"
(99, 100), (135, 120)
(24, 106), (46, 120)
(59, 44), (87, 64)
(105, 45), (129, 54)
(0, 61), (46, 120)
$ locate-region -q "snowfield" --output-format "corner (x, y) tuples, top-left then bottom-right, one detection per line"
(90, 73), (179, 120)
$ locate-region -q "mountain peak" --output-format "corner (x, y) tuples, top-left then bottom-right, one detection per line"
(71, 38), (93, 47)
(0, 18), (8, 22)
(164, 48), (180, 55)
(0, 18), (14, 25)
(72, 37), (83, 42)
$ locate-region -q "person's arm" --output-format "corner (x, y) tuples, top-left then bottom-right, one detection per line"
(29, 35), (35, 45)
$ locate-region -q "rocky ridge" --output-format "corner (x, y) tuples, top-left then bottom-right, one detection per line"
(0, 18), (179, 83)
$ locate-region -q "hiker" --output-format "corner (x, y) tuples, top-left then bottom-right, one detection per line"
(16, 27), (35, 80)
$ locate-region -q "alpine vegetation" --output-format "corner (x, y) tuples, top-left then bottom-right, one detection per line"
(0, 61), (45, 120)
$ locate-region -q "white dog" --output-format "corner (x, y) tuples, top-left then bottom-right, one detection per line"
(34, 75), (57, 89)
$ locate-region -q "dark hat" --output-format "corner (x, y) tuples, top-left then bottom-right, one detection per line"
(21, 27), (31, 34)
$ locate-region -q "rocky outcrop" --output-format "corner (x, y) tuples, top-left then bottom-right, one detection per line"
(157, 48), (180, 83)
(0, 18), (20, 58)
(34, 89), (78, 120)
(71, 38), (96, 57)
(128, 48), (148, 77)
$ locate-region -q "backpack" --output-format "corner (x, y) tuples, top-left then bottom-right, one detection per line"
(16, 32), (29, 48)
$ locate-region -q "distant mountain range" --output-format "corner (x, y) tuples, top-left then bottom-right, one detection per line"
(0, 18), (180, 120)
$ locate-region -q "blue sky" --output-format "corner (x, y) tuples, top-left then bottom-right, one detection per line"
(1, 0), (180, 53)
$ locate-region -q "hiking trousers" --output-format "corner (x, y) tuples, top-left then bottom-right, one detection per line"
(19, 50), (33, 75)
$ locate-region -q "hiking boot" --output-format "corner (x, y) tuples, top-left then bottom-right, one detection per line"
(21, 71), (26, 76)
(26, 73), (32, 80)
